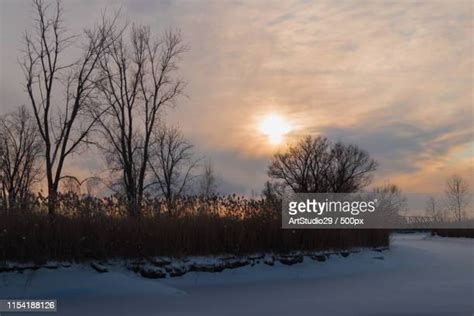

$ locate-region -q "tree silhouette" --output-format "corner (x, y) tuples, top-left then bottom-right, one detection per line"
(93, 26), (186, 216)
(22, 0), (117, 214)
(268, 135), (377, 193)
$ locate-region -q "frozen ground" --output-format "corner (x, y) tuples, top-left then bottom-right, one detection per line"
(1, 233), (473, 315)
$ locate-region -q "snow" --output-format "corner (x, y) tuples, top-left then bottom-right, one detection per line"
(1, 233), (473, 315)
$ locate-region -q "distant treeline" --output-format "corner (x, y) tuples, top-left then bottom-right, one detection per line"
(431, 229), (474, 238)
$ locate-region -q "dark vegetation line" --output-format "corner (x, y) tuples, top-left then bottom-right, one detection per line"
(431, 229), (474, 238)
(0, 194), (389, 262)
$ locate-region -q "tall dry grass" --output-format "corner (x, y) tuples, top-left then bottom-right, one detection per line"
(0, 193), (389, 262)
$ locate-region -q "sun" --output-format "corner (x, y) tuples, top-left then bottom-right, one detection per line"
(258, 113), (291, 145)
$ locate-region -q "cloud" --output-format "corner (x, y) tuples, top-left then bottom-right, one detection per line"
(0, 0), (472, 195)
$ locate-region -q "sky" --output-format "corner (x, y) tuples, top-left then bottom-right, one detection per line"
(1, 0), (473, 197)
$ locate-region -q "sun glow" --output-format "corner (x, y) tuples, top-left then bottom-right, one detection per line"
(258, 113), (291, 145)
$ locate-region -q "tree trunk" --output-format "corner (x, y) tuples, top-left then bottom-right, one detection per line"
(48, 185), (57, 216)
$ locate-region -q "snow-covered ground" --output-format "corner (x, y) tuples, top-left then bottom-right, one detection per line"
(1, 233), (473, 315)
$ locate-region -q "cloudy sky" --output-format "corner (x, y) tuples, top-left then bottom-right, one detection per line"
(1, 0), (472, 196)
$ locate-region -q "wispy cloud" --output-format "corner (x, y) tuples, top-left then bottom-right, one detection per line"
(1, 0), (472, 194)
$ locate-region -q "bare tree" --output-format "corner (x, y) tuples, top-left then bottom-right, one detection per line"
(0, 106), (43, 209)
(84, 176), (101, 197)
(58, 175), (102, 196)
(445, 175), (470, 221)
(21, 0), (117, 214)
(373, 184), (407, 217)
(59, 176), (80, 194)
(199, 159), (217, 197)
(149, 125), (198, 213)
(94, 25), (185, 216)
(425, 196), (443, 221)
(261, 180), (285, 215)
(268, 136), (377, 193)
(326, 141), (378, 192)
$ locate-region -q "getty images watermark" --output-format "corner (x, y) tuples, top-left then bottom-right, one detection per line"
(282, 193), (474, 229)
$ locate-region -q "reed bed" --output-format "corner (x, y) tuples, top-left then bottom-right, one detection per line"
(0, 193), (390, 262)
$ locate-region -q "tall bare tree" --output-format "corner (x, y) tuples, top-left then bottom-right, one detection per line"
(425, 196), (443, 221)
(373, 184), (407, 217)
(199, 159), (217, 197)
(149, 125), (198, 213)
(0, 107), (43, 209)
(268, 136), (377, 193)
(22, 0), (117, 214)
(445, 175), (470, 221)
(94, 25), (186, 216)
